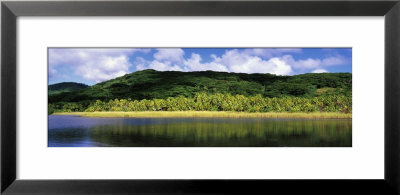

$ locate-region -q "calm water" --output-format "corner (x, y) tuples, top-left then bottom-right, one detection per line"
(48, 115), (352, 147)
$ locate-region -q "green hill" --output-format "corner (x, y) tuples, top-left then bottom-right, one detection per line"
(48, 82), (89, 95)
(49, 69), (351, 104)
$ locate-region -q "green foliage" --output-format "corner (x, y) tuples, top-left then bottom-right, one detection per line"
(49, 70), (352, 104)
(48, 82), (88, 95)
(78, 93), (351, 113)
(48, 101), (89, 114)
(48, 70), (352, 114)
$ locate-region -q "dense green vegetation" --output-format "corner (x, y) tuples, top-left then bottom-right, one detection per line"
(48, 70), (352, 115)
(49, 82), (89, 95)
(49, 70), (351, 101)
(49, 92), (351, 114)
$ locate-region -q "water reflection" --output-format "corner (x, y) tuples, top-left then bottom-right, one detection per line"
(48, 115), (351, 147)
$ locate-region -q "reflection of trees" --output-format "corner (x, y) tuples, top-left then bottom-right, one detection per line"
(85, 119), (351, 147)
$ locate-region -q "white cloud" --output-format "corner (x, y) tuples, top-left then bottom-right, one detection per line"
(281, 54), (347, 72)
(75, 55), (131, 82)
(49, 48), (149, 82)
(148, 60), (183, 71)
(312, 69), (328, 73)
(243, 48), (302, 58)
(51, 48), (350, 83)
(135, 57), (148, 71)
(136, 49), (293, 75)
(227, 56), (293, 75)
(281, 55), (321, 69)
(183, 53), (229, 72)
(214, 49), (293, 75)
(321, 55), (347, 66)
(295, 58), (321, 69)
(136, 57), (183, 72)
(153, 48), (185, 63)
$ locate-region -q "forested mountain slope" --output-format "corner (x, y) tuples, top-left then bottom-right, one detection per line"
(49, 69), (352, 104)
(48, 82), (89, 95)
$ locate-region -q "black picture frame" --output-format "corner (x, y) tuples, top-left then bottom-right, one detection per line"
(1, 0), (399, 194)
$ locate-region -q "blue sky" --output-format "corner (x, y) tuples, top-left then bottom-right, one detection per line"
(49, 48), (352, 86)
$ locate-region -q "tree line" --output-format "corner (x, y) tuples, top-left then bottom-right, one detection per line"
(49, 92), (351, 114)
(49, 70), (352, 104)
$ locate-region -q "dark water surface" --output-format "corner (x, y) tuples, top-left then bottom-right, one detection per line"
(48, 115), (352, 147)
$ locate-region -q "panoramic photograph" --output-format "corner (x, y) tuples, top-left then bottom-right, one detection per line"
(48, 48), (352, 147)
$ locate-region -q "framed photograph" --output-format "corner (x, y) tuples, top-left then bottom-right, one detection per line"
(2, 0), (399, 194)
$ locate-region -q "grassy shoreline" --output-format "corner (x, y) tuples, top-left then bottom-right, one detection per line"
(53, 111), (352, 119)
